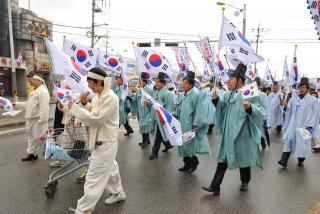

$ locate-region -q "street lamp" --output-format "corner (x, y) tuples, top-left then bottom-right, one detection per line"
(216, 2), (246, 37)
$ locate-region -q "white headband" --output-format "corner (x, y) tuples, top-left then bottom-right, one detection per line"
(87, 72), (105, 80)
(33, 75), (45, 83)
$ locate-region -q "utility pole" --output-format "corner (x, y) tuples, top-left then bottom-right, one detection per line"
(8, 0), (18, 100)
(91, 0), (95, 48)
(254, 21), (261, 74)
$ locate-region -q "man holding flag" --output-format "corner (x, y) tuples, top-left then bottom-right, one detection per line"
(202, 64), (266, 195)
(175, 71), (211, 173)
(114, 75), (134, 136)
(149, 72), (174, 160)
(128, 72), (154, 147)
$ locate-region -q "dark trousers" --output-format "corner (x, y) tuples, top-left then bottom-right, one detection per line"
(279, 152), (305, 163)
(152, 125), (172, 155)
(210, 162), (251, 192)
(264, 121), (270, 146)
(122, 119), (133, 133)
(207, 124), (214, 134)
(276, 125), (282, 133)
(142, 133), (150, 144)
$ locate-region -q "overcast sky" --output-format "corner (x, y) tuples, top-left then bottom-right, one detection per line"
(19, 0), (320, 79)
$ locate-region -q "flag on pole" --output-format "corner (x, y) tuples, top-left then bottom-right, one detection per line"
(263, 62), (274, 86)
(134, 47), (173, 79)
(226, 46), (264, 66)
(46, 39), (92, 94)
(172, 47), (191, 76)
(16, 50), (27, 69)
(141, 89), (182, 146)
(245, 64), (255, 81)
(120, 70), (129, 100)
(282, 56), (290, 85)
(289, 45), (300, 84)
(218, 15), (253, 50)
(196, 37), (215, 65)
(203, 61), (210, 80)
(62, 39), (97, 71)
(97, 51), (127, 74)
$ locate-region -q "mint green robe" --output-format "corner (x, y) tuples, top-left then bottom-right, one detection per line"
(152, 87), (174, 142)
(114, 86), (129, 125)
(215, 91), (266, 169)
(130, 86), (154, 134)
(176, 88), (211, 157)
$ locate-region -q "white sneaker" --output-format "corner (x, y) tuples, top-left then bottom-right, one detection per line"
(49, 160), (63, 167)
(104, 192), (126, 205)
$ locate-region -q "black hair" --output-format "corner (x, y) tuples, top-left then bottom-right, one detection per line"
(26, 71), (36, 78)
(159, 79), (166, 84)
(87, 67), (107, 87)
(311, 90), (318, 98)
(183, 77), (195, 87)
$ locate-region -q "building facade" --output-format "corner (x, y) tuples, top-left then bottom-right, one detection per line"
(0, 0), (53, 96)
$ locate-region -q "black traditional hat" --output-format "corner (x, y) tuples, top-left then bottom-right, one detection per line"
(157, 72), (167, 81)
(227, 64), (249, 82)
(183, 71), (195, 81)
(141, 72), (150, 81)
(273, 81), (279, 86)
(298, 77), (310, 88)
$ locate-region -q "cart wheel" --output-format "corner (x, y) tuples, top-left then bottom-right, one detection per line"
(45, 183), (57, 198)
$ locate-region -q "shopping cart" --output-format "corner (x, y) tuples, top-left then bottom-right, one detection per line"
(42, 125), (90, 198)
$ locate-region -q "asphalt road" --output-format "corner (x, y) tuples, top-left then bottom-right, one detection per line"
(0, 121), (320, 214)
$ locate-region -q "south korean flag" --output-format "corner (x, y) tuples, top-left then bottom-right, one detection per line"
(134, 47), (173, 79)
(63, 39), (97, 71)
(227, 46), (264, 66)
(218, 15), (253, 51)
(97, 50), (127, 75)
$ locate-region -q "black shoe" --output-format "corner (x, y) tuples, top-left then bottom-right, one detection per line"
(240, 183), (248, 192)
(124, 131), (133, 136)
(141, 143), (149, 149)
(202, 186), (220, 195)
(313, 147), (320, 152)
(162, 145), (173, 153)
(278, 160), (287, 168)
(298, 162), (304, 167)
(21, 154), (38, 161)
(149, 154), (158, 160)
(139, 142), (143, 146)
(178, 165), (190, 171)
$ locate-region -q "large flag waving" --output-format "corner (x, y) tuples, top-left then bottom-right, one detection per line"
(46, 39), (92, 94)
(290, 45), (300, 84)
(141, 89), (182, 146)
(219, 15), (252, 50)
(134, 47), (173, 79)
(263, 62), (274, 86)
(63, 39), (97, 71)
(97, 51), (127, 74)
